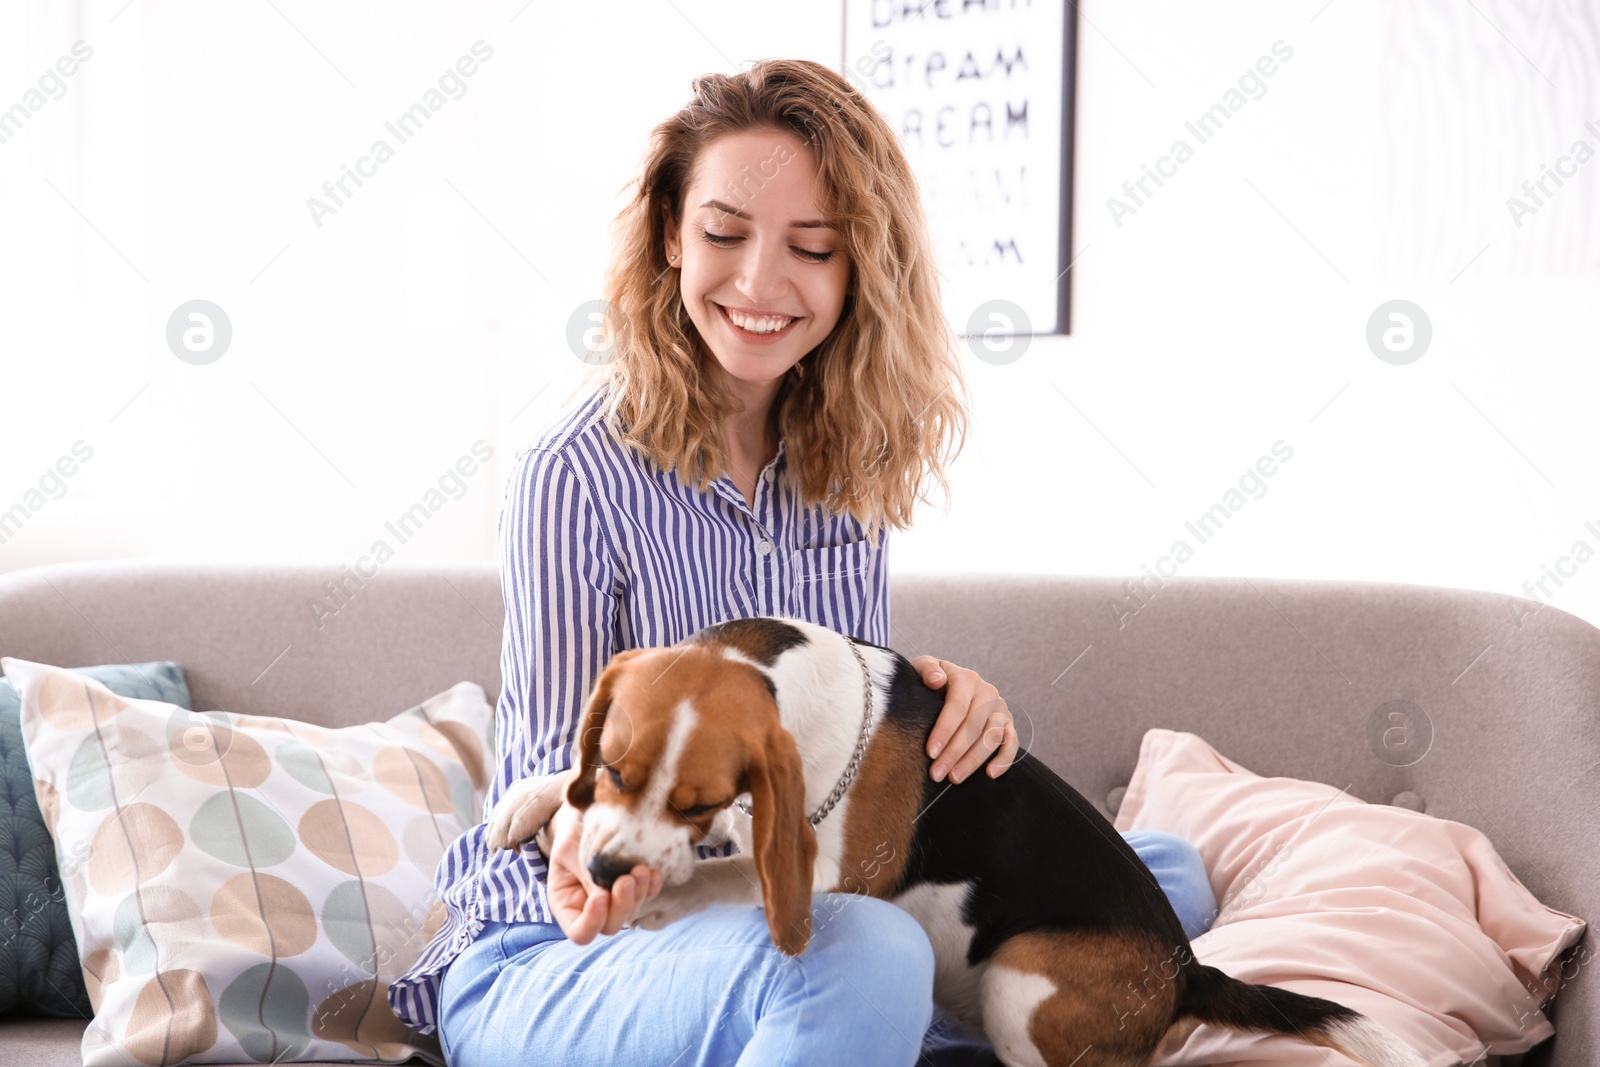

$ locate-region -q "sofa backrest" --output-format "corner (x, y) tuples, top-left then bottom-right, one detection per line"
(0, 560), (507, 729)
(0, 560), (1594, 1065)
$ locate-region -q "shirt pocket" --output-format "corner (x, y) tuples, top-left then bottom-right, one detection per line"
(792, 537), (875, 585)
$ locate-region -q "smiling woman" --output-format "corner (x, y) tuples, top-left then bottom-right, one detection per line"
(583, 63), (971, 540)
(658, 126), (858, 503)
(389, 57), (1212, 1067)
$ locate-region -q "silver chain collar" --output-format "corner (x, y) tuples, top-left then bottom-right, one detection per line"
(735, 636), (874, 828)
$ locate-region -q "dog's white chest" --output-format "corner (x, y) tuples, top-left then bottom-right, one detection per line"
(890, 880), (987, 1035)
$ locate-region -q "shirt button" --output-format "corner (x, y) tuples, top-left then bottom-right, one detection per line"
(764, 469), (775, 482)
(755, 540), (772, 556)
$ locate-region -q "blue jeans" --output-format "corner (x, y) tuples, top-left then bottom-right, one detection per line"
(437, 831), (1214, 1066)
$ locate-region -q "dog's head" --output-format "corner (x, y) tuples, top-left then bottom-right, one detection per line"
(565, 642), (818, 954)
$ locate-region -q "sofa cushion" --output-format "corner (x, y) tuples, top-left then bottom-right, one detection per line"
(1114, 728), (1587, 1067)
(1, 661), (191, 1020)
(1, 656), (492, 1066)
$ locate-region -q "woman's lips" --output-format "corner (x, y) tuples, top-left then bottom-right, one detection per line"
(716, 302), (801, 343)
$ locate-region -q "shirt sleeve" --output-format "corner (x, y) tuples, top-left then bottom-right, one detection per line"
(496, 446), (620, 787)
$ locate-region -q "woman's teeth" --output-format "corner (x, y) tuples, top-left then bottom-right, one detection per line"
(723, 305), (795, 334)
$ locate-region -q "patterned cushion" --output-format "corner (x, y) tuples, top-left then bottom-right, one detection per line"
(0, 661), (192, 1019)
(1, 656), (492, 1065)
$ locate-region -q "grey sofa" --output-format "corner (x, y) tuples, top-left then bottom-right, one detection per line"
(0, 560), (1593, 1066)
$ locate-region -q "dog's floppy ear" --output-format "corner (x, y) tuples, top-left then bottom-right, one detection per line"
(746, 719), (817, 956)
(566, 648), (646, 809)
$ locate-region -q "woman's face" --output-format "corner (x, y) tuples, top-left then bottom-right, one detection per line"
(664, 127), (853, 399)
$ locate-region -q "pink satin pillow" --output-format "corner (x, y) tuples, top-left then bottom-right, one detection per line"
(1113, 729), (1586, 1067)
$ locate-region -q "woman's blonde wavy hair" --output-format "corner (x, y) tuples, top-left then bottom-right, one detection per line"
(572, 57), (970, 545)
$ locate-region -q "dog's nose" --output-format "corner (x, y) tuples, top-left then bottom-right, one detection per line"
(587, 853), (636, 890)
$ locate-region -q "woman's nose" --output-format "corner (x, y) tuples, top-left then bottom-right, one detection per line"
(733, 236), (791, 305)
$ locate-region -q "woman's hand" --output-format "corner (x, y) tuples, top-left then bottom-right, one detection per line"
(911, 657), (1019, 783)
(543, 801), (664, 943)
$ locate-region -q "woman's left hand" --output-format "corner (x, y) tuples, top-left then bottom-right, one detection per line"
(911, 656), (1019, 783)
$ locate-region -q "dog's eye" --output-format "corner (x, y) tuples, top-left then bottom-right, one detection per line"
(680, 801), (721, 818)
(605, 766), (626, 792)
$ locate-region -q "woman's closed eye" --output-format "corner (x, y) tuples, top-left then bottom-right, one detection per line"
(699, 228), (835, 263)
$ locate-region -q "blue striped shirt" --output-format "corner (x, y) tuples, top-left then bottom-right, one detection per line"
(389, 385), (891, 1034)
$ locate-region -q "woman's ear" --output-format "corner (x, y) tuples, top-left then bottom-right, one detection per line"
(660, 201), (680, 265)
(746, 721), (818, 956)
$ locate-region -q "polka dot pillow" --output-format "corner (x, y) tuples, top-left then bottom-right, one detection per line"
(1, 656), (493, 1066)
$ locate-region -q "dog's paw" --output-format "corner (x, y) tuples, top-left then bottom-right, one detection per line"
(484, 770), (574, 851)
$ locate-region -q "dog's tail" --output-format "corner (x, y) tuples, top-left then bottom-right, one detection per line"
(1174, 964), (1425, 1067)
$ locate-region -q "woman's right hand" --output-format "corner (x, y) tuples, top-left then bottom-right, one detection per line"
(544, 800), (665, 943)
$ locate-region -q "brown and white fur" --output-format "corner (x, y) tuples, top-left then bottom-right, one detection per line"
(486, 617), (1425, 1067)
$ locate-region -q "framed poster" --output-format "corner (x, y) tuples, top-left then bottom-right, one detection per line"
(842, 0), (1078, 336)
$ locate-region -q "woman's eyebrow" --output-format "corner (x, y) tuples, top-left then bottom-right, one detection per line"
(699, 198), (835, 231)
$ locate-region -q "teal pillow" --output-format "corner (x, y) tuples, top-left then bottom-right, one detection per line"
(0, 660), (191, 1018)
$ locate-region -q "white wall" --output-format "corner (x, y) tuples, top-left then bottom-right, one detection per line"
(2, 1), (1597, 631)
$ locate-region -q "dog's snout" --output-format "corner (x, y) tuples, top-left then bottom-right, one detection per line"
(587, 852), (636, 890)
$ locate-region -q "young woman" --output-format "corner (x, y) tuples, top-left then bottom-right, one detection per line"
(391, 58), (1215, 1066)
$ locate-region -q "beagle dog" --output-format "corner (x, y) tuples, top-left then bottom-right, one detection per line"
(487, 617), (1424, 1067)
